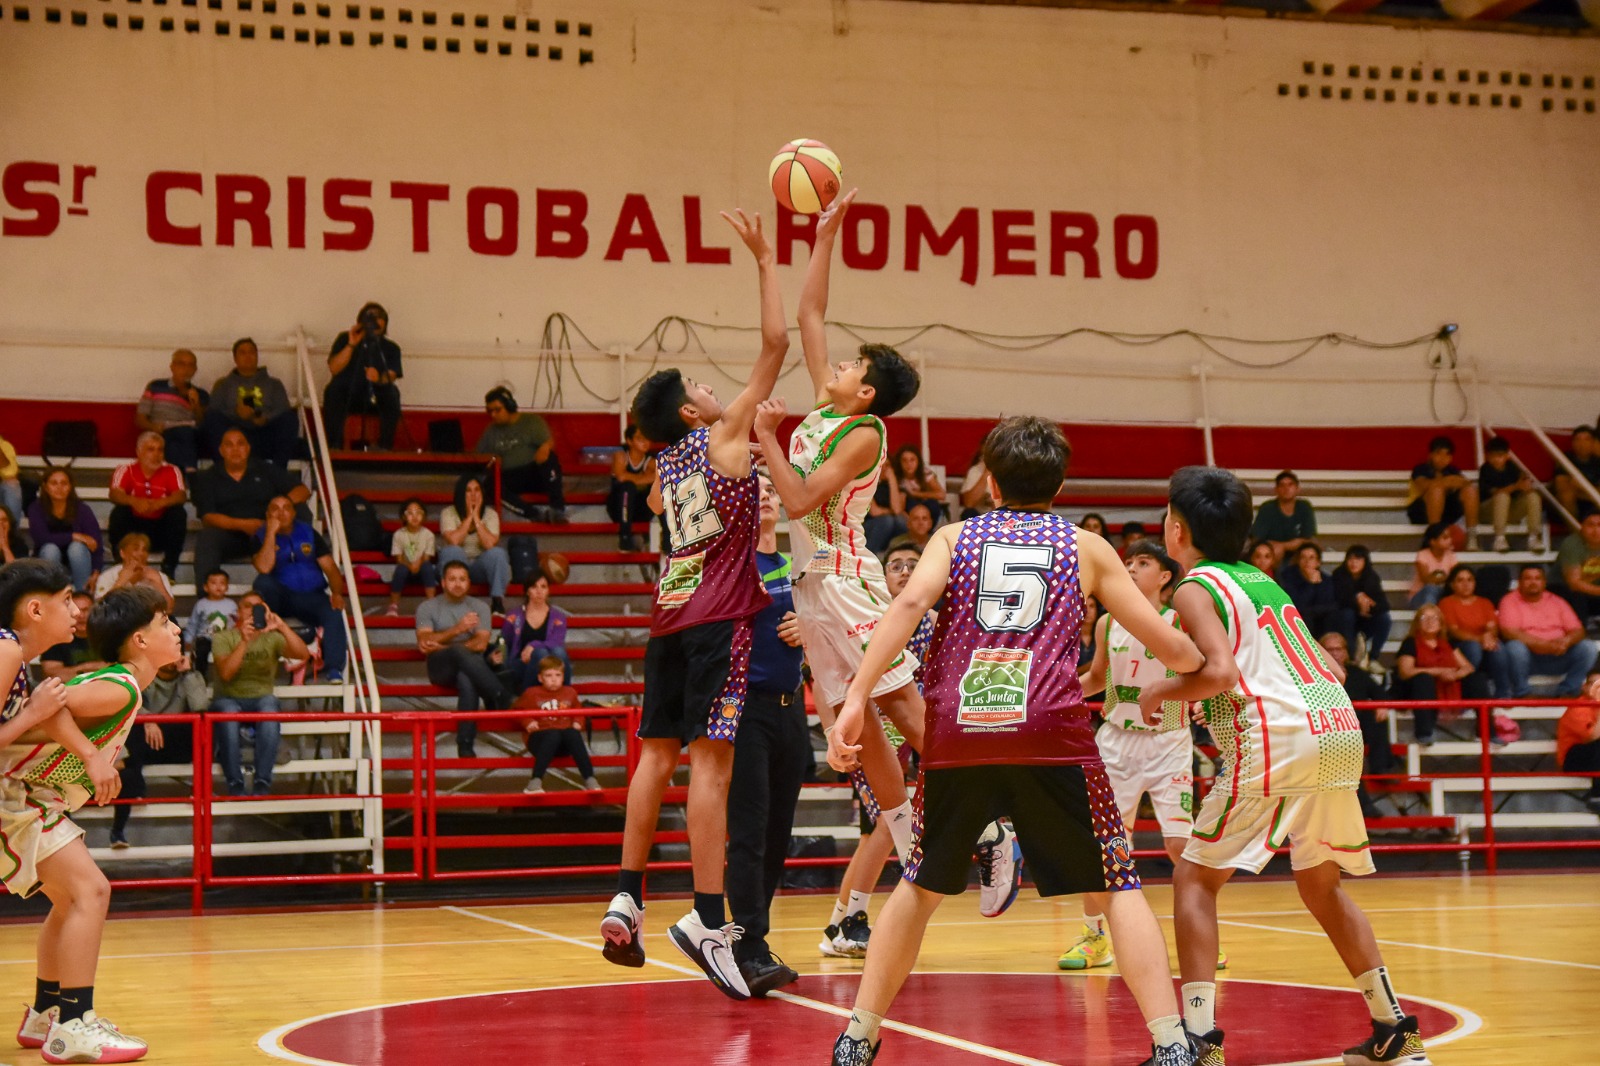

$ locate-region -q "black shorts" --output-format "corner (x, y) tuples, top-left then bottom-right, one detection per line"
(903, 763), (1142, 898)
(1406, 495), (1464, 526)
(639, 617), (753, 745)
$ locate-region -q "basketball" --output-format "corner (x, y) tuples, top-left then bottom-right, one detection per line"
(769, 139), (842, 215)
(541, 552), (571, 585)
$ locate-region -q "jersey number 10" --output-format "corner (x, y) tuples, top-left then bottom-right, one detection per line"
(1256, 604), (1338, 685)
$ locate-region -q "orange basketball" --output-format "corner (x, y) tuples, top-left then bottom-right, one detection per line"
(541, 552), (571, 585)
(769, 138), (842, 215)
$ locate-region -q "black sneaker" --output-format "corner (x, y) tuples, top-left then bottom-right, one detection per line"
(1190, 1029), (1225, 1066)
(838, 911), (871, 956)
(599, 892), (646, 968)
(1343, 1016), (1430, 1065)
(1138, 1039), (1198, 1066)
(737, 951), (799, 997)
(831, 1032), (880, 1065)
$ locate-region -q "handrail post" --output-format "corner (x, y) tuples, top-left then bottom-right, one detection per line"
(1196, 362), (1216, 467)
(194, 713), (211, 913)
(1481, 696), (1497, 874)
(914, 351), (930, 465)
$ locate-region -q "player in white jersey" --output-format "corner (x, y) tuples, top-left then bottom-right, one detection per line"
(1058, 539), (1202, 970)
(1140, 467), (1431, 1066)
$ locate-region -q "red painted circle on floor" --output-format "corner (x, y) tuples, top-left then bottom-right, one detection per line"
(279, 972), (1459, 1065)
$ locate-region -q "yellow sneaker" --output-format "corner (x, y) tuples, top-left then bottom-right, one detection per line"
(1217, 949), (1229, 970)
(1057, 925), (1114, 970)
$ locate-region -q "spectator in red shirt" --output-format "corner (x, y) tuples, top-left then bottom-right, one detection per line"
(515, 656), (598, 794)
(1499, 564), (1600, 697)
(108, 431), (189, 580)
(1439, 565), (1510, 696)
(1394, 603), (1487, 748)
(1556, 671), (1600, 810)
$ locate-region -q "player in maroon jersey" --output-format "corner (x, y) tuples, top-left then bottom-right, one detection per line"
(596, 208), (790, 1002)
(827, 417), (1207, 1066)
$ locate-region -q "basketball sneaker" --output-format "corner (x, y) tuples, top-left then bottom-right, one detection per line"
(599, 892), (646, 968)
(19, 1003), (57, 1048)
(819, 913), (870, 959)
(1217, 949), (1229, 970)
(1057, 925), (1114, 970)
(736, 951), (799, 998)
(831, 1032), (880, 1065)
(976, 820), (1022, 917)
(668, 911), (750, 1000)
(1190, 1028), (1226, 1066)
(1342, 1016), (1431, 1065)
(1138, 1039), (1199, 1066)
(42, 1012), (148, 1064)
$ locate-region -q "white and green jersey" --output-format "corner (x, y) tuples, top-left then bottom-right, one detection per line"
(1102, 606), (1187, 733)
(786, 406), (887, 578)
(1180, 561), (1362, 797)
(1, 663), (143, 812)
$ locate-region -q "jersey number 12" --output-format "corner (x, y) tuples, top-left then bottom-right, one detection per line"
(663, 472), (723, 550)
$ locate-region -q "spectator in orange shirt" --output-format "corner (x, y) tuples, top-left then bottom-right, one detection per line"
(1439, 565), (1510, 696)
(516, 656), (598, 794)
(1555, 671), (1600, 810)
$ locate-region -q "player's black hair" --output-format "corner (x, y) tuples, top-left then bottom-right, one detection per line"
(632, 369), (693, 446)
(981, 416), (1070, 506)
(88, 585), (168, 662)
(1428, 435), (1455, 454)
(1420, 521), (1453, 549)
(0, 559), (73, 631)
(859, 344), (920, 417)
(1485, 435), (1511, 454)
(1167, 466), (1252, 564)
(1124, 539), (1182, 589)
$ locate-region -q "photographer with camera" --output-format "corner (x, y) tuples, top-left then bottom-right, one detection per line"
(203, 337), (299, 466)
(326, 301), (404, 451)
(211, 590), (313, 796)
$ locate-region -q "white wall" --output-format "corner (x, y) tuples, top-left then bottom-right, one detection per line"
(2, 0), (1597, 427)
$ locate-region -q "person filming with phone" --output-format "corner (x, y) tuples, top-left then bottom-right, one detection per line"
(210, 590), (312, 796)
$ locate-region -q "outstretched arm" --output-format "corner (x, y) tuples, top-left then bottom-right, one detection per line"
(1078, 613), (1112, 696)
(1137, 582), (1240, 724)
(798, 189), (857, 403)
(710, 210), (789, 472)
(1079, 531), (1202, 674)
(753, 399), (880, 519)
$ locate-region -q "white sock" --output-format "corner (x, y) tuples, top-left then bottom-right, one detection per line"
(1084, 912), (1107, 937)
(1356, 966), (1405, 1023)
(1181, 982), (1216, 1035)
(848, 889), (872, 918)
(1147, 1014), (1186, 1051)
(884, 801), (915, 863)
(845, 1007), (884, 1043)
(829, 899), (849, 927)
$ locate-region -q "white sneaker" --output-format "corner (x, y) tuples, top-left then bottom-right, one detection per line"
(599, 892), (645, 968)
(976, 820), (1023, 917)
(43, 1011), (148, 1063)
(1492, 534), (1510, 553)
(1465, 533), (1480, 552)
(19, 1003), (56, 1048)
(668, 911), (750, 1000)
(582, 776), (601, 791)
(1529, 528), (1546, 553)
(522, 779), (544, 794)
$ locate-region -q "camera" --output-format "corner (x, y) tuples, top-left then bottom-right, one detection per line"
(358, 307), (384, 337)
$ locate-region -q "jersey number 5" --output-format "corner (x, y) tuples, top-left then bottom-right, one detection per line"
(976, 542), (1052, 632)
(662, 471), (724, 551)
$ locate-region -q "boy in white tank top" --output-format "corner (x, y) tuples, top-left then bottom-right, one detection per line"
(1140, 467), (1431, 1066)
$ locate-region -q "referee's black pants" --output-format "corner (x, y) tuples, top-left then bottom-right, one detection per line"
(726, 686), (809, 963)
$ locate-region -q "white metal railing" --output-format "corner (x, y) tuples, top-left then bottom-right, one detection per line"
(1485, 377), (1600, 526)
(290, 328), (387, 878)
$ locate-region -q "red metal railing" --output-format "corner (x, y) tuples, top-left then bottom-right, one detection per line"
(97, 697), (1598, 912)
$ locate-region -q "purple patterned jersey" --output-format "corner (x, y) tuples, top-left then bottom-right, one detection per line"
(0, 628), (27, 724)
(920, 509), (1092, 769)
(650, 427), (770, 636)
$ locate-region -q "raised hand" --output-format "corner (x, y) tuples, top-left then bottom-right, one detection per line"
(754, 397), (788, 438)
(720, 208), (773, 262)
(815, 188), (857, 241)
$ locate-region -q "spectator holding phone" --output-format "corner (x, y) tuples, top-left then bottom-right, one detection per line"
(211, 590), (312, 796)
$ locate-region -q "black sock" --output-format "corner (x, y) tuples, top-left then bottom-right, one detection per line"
(694, 892), (725, 929)
(57, 986), (93, 1023)
(32, 979), (59, 1014)
(617, 868), (645, 909)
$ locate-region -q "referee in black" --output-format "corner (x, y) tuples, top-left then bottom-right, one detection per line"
(727, 474), (809, 996)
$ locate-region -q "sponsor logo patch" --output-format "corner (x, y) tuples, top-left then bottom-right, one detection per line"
(1108, 835), (1135, 870)
(956, 648), (1032, 728)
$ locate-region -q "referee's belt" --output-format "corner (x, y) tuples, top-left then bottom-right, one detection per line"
(749, 688), (800, 706)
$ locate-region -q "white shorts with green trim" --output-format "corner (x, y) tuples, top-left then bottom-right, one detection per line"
(1183, 787), (1374, 876)
(793, 571), (919, 710)
(1097, 724), (1194, 838)
(0, 777), (84, 898)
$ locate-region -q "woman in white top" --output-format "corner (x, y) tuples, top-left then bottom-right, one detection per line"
(438, 473), (513, 612)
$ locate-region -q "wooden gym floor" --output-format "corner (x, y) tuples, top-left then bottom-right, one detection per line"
(0, 872), (1594, 1064)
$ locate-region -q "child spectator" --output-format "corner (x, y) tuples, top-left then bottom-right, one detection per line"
(186, 568), (238, 677)
(94, 533), (175, 611)
(1439, 564), (1510, 696)
(1331, 545), (1391, 665)
(0, 504), (30, 565)
(1406, 435), (1480, 550)
(1278, 542), (1337, 638)
(608, 424), (656, 551)
(1479, 436), (1544, 553)
(27, 467), (102, 594)
(1556, 671), (1600, 811)
(501, 568), (571, 690)
(1409, 521), (1458, 608)
(388, 498), (438, 616)
(113, 652), (207, 847)
(515, 656), (598, 794)
(1394, 602), (1488, 747)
